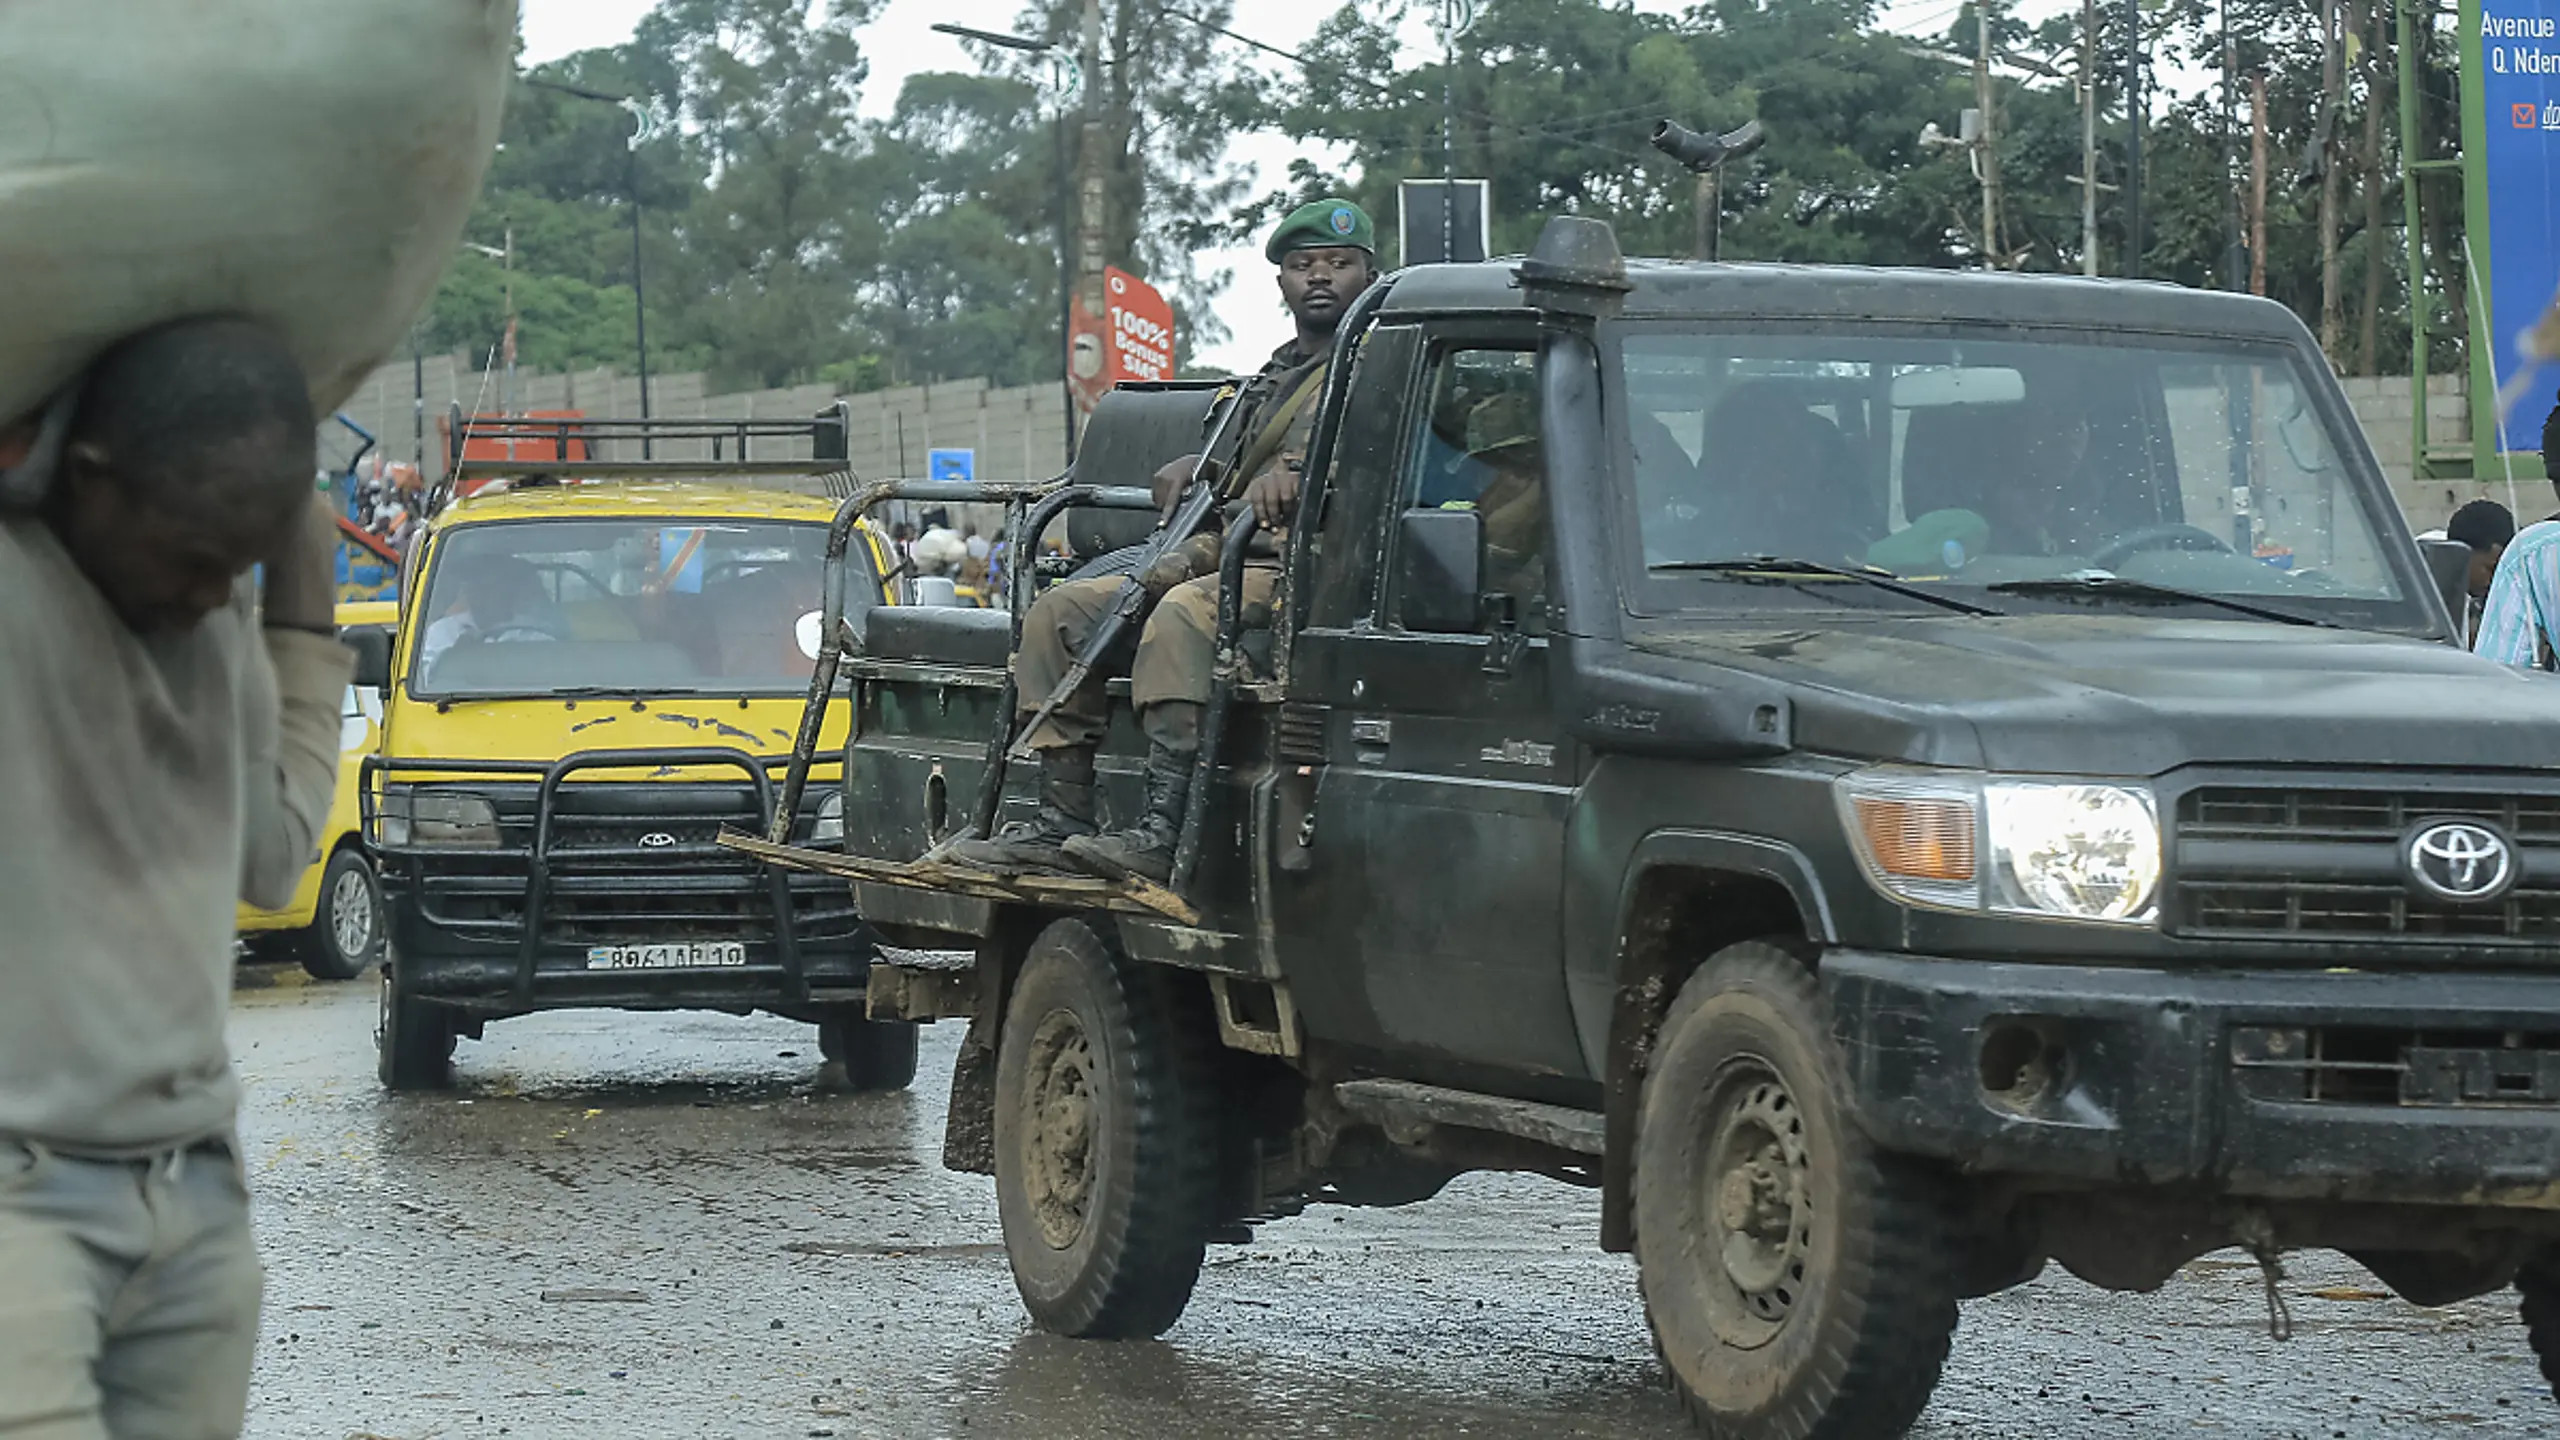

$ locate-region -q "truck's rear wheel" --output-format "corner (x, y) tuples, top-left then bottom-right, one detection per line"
(2521, 1255), (2560, 1401)
(820, 1012), (920, 1092)
(376, 963), (456, 1091)
(1635, 940), (1958, 1440)
(993, 915), (1216, 1338)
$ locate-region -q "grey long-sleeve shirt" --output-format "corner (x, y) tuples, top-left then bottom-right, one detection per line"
(0, 513), (351, 1154)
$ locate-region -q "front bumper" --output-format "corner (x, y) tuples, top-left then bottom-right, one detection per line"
(371, 746), (870, 1014)
(1825, 949), (2560, 1210)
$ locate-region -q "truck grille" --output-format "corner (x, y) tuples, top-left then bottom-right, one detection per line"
(2170, 785), (2560, 944)
(2231, 1024), (2560, 1107)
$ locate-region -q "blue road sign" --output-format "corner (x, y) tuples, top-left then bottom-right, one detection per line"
(2481, 0), (2560, 433)
(928, 448), (976, 484)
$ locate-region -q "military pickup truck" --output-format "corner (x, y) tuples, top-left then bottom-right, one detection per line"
(732, 217), (2560, 1439)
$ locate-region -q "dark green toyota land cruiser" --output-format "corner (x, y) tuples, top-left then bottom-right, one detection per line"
(737, 216), (2560, 1439)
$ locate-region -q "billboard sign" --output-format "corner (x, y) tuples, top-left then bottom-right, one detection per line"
(927, 447), (975, 485)
(1068, 265), (1176, 415)
(2478, 0), (2560, 446)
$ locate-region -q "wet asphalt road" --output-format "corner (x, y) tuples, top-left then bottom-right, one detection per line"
(228, 966), (2555, 1440)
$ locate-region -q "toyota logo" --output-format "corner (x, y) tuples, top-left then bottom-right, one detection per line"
(637, 831), (678, 849)
(2403, 819), (2517, 904)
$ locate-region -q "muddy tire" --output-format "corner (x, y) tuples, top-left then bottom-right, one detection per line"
(376, 963), (455, 1091)
(2521, 1257), (2560, 1402)
(1635, 940), (1959, 1440)
(292, 848), (383, 981)
(820, 1013), (921, 1092)
(993, 915), (1217, 1338)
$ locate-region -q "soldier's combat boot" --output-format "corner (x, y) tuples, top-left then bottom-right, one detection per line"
(1061, 742), (1193, 887)
(939, 746), (1096, 875)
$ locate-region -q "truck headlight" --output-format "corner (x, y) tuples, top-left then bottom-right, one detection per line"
(376, 790), (500, 849)
(1984, 782), (2160, 922)
(1837, 768), (2159, 926)
(810, 791), (844, 843)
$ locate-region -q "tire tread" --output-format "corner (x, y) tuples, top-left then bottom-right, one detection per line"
(2521, 1261), (2560, 1401)
(1000, 917), (1217, 1339)
(1639, 940), (1959, 1440)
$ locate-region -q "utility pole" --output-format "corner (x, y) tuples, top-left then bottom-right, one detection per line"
(2318, 0), (2345, 359)
(1974, 2), (2004, 268)
(2122, 0), (2143, 276)
(2250, 70), (2270, 296)
(1077, 0), (1106, 323)
(2081, 0), (2100, 274)
(500, 226), (515, 416)
(2221, 0), (2246, 288)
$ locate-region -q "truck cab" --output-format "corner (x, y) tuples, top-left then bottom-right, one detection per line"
(744, 221), (2560, 1438)
(369, 411), (909, 1092)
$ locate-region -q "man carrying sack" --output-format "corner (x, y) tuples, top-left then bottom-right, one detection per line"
(949, 199), (1382, 885)
(0, 319), (352, 1440)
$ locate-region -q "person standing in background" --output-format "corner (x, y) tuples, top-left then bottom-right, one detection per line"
(0, 318), (352, 1440)
(2474, 514), (2560, 671)
(2448, 499), (2517, 644)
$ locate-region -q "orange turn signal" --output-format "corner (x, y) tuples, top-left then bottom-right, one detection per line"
(1852, 795), (1977, 881)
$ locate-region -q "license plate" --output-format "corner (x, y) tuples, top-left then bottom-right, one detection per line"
(584, 941), (748, 971)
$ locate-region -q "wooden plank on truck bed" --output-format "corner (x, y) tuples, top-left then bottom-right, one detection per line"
(714, 827), (1200, 926)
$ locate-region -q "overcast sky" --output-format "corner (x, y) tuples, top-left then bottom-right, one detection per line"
(520, 0), (2074, 372)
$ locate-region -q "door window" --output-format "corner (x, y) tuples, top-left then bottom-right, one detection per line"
(1404, 347), (1547, 632)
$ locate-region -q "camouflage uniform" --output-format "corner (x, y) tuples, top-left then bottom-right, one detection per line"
(946, 196), (1373, 882)
(1013, 337), (1322, 752)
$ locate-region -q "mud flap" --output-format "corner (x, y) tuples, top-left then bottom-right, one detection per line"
(942, 1012), (999, 1175)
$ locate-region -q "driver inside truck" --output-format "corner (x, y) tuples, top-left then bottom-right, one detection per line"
(1456, 391), (1548, 619)
(419, 554), (559, 679)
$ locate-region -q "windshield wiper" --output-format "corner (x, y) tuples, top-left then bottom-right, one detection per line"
(531, 685), (709, 698)
(1652, 557), (2003, 616)
(1984, 575), (2340, 629)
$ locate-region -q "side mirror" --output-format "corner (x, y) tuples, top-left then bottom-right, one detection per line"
(2417, 537), (2474, 639)
(1397, 508), (1485, 633)
(345, 625), (393, 691)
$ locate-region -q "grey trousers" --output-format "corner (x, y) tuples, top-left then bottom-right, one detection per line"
(0, 1137), (263, 1440)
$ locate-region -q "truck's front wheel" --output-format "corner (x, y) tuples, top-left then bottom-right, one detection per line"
(376, 963), (456, 1091)
(993, 915), (1216, 1338)
(2521, 1255), (2560, 1401)
(1635, 940), (1959, 1440)
(819, 1012), (920, 1092)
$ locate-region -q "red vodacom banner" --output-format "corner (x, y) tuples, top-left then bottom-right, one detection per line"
(1068, 265), (1176, 416)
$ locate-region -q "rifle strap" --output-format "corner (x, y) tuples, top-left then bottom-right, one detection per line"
(1224, 362), (1327, 498)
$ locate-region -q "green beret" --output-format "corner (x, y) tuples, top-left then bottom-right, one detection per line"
(1266, 198), (1375, 262)
(1866, 507), (1991, 576)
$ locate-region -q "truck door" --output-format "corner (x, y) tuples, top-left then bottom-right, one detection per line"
(1277, 336), (1583, 1078)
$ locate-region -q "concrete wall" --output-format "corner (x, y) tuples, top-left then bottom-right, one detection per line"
(324, 355), (1071, 484)
(326, 356), (2533, 535)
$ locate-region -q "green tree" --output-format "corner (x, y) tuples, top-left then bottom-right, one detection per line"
(634, 0), (885, 388)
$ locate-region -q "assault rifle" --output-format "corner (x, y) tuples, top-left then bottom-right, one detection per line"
(1004, 382), (1253, 762)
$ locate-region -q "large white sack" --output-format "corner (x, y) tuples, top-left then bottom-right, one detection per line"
(0, 0), (517, 426)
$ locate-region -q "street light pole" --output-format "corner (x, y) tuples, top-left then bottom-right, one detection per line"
(520, 75), (657, 453)
(627, 142), (652, 452)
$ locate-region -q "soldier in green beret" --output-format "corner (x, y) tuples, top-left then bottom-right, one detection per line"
(947, 199), (1381, 885)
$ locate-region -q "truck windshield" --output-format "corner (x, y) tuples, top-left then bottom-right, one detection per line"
(1616, 328), (2414, 625)
(411, 517), (829, 697)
